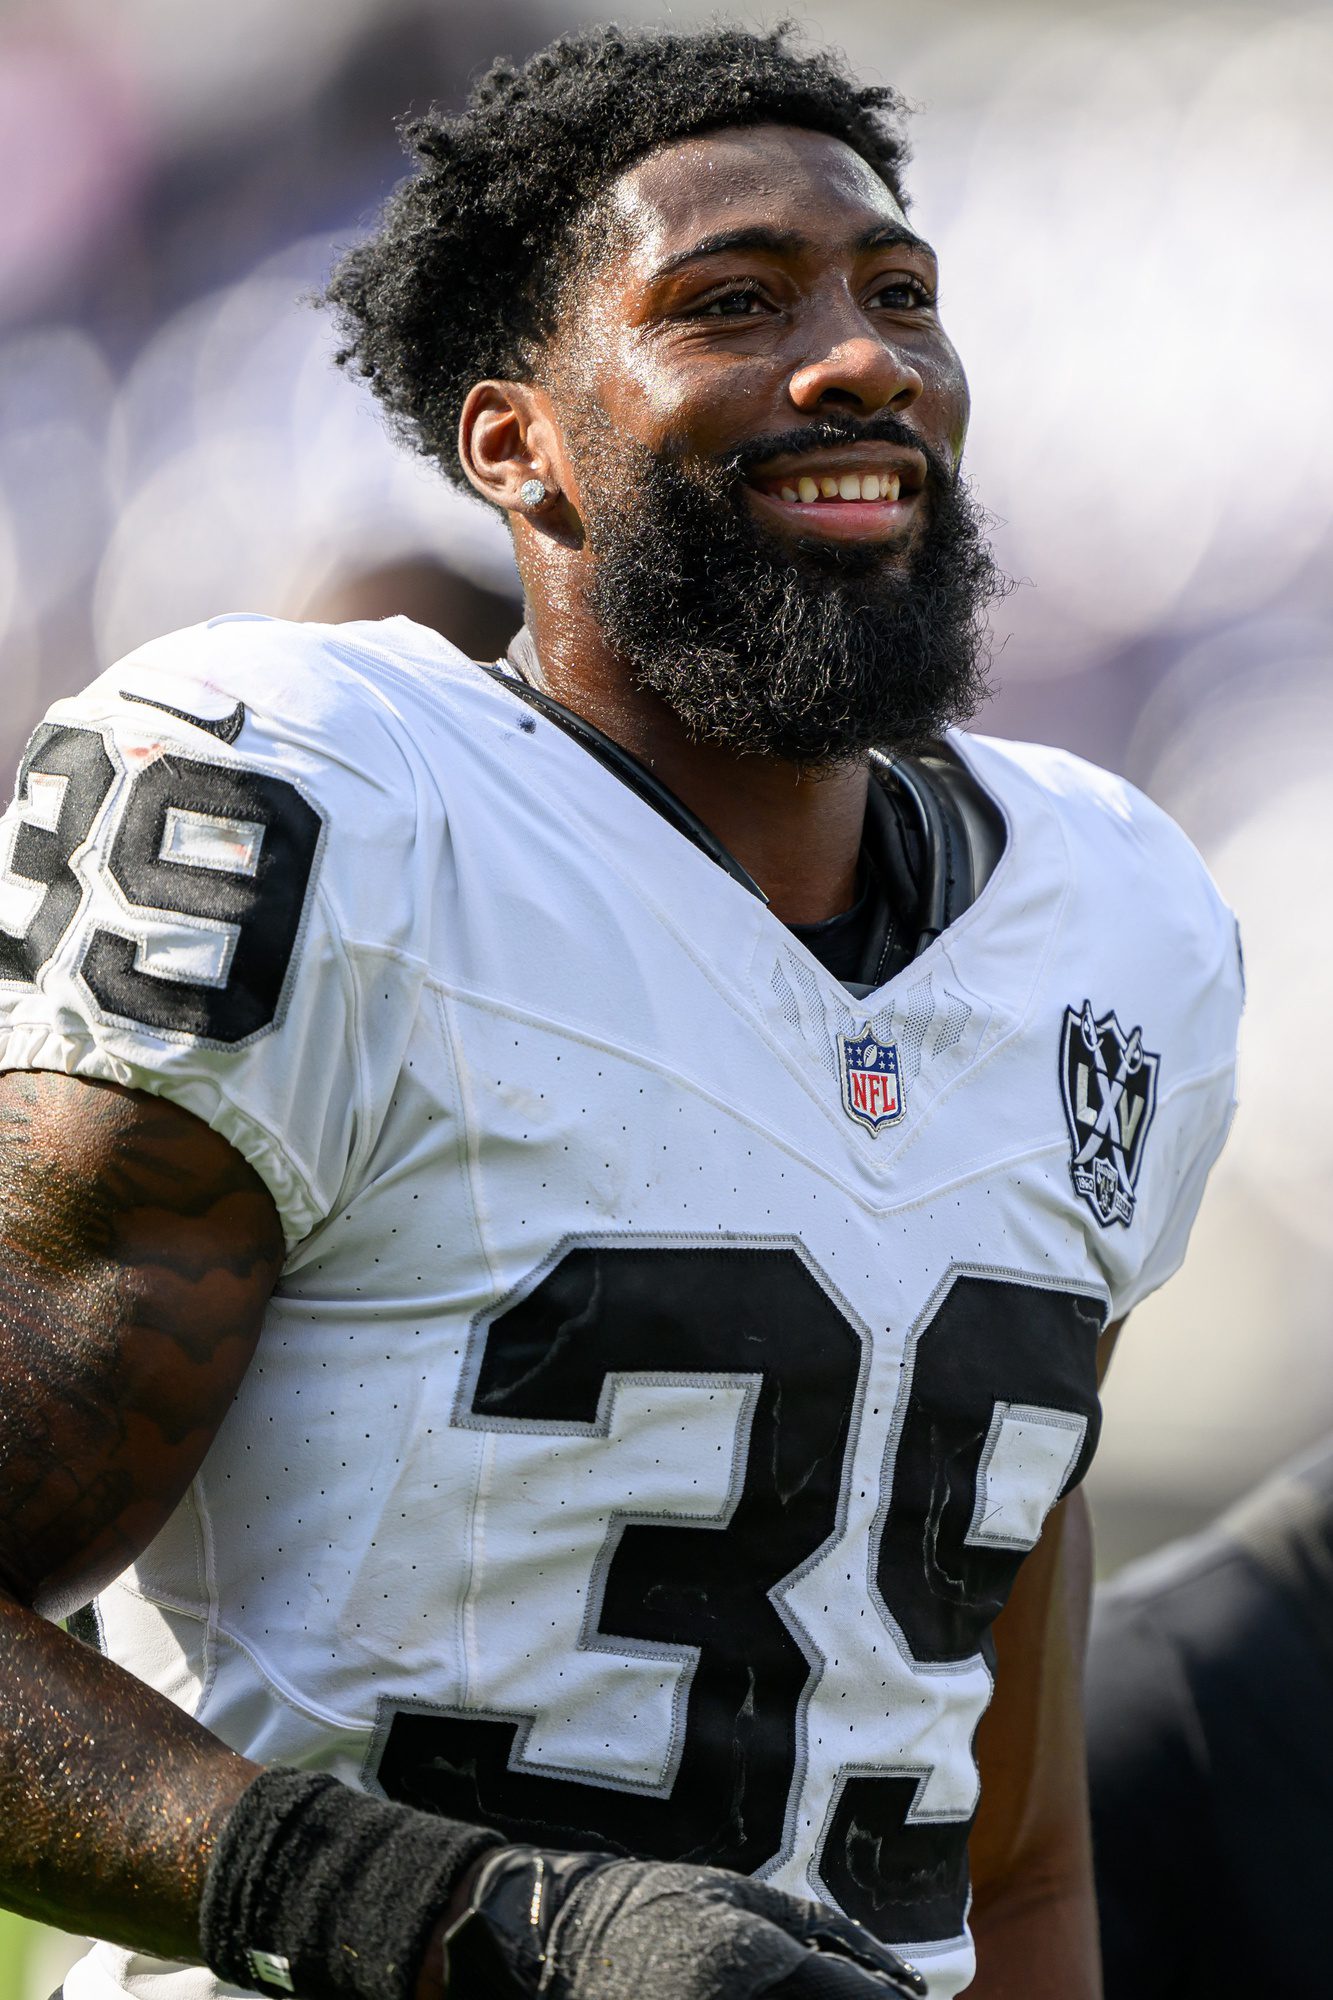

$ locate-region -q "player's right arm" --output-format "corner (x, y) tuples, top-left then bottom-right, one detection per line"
(0, 1067), (280, 1958)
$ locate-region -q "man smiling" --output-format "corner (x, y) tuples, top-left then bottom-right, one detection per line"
(0, 23), (1240, 2000)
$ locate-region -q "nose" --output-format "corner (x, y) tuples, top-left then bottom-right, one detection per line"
(787, 332), (923, 419)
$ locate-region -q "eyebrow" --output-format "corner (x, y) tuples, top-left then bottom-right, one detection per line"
(647, 220), (934, 282)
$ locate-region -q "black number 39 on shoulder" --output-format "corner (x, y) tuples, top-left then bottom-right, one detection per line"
(0, 721), (323, 1044)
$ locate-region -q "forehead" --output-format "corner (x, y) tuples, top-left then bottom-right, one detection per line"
(605, 123), (909, 271)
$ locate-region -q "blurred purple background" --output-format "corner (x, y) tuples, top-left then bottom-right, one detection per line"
(3, 0), (1332, 1583)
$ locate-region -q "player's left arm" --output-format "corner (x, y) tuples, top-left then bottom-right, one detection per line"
(965, 1318), (1124, 1999)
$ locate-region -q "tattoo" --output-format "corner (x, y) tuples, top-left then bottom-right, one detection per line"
(0, 1069), (280, 1955)
(0, 1069), (283, 1612)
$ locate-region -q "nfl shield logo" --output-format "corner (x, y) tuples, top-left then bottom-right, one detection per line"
(1059, 1000), (1159, 1228)
(838, 1026), (905, 1134)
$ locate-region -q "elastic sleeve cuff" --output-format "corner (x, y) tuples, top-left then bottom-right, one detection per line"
(0, 1022), (323, 1249)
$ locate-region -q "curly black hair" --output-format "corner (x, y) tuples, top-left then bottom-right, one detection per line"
(324, 21), (911, 489)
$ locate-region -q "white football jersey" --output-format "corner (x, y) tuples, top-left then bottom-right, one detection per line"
(0, 614), (1241, 1999)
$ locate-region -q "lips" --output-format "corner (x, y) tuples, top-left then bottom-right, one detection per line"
(746, 443), (927, 501)
(742, 444), (928, 541)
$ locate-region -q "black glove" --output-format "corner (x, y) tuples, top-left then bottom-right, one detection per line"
(443, 1845), (928, 1999)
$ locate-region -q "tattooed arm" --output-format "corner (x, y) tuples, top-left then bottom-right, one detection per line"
(0, 1068), (283, 1956)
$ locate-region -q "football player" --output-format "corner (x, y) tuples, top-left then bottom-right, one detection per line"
(0, 23), (1241, 2000)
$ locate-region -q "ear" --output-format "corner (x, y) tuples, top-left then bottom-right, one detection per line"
(458, 380), (580, 527)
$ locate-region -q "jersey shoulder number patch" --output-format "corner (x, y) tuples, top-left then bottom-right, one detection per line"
(0, 718), (324, 1047)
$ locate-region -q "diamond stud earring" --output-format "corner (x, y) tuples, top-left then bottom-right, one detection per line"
(519, 478), (548, 507)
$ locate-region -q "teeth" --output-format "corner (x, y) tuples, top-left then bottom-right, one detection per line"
(767, 468), (907, 503)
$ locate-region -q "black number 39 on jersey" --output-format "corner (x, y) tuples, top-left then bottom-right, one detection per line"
(0, 722), (323, 1045)
(373, 1246), (1104, 1948)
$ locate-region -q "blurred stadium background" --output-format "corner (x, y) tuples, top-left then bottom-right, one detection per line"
(3, 0), (1332, 1987)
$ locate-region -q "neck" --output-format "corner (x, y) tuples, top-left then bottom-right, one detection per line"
(520, 585), (868, 925)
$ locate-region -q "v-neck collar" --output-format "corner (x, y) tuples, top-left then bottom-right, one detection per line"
(489, 628), (986, 997)
(337, 622), (1071, 1176)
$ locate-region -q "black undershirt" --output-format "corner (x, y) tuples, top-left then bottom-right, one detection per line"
(788, 866), (881, 985)
(787, 773), (925, 992)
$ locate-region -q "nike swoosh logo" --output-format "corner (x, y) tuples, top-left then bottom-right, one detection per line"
(119, 689), (247, 745)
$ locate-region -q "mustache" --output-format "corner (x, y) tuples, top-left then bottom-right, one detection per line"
(712, 413), (959, 492)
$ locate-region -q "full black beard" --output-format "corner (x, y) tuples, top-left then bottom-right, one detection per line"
(580, 415), (1004, 765)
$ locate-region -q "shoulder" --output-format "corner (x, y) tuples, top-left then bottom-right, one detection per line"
(44, 614), (503, 907)
(0, 615), (496, 1239)
(67, 611), (475, 781)
(960, 732), (1213, 888)
(957, 730), (1241, 1002)
(1, 615), (518, 1018)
